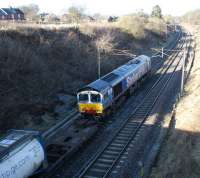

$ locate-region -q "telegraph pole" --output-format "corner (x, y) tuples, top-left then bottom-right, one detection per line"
(181, 49), (186, 96)
(152, 45), (187, 97)
(97, 47), (101, 79)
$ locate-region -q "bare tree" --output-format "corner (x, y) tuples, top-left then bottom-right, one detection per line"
(118, 15), (146, 39)
(182, 10), (200, 24)
(19, 4), (39, 21)
(93, 13), (104, 21)
(68, 6), (84, 23)
(46, 14), (60, 23)
(95, 34), (115, 78)
(61, 14), (70, 23)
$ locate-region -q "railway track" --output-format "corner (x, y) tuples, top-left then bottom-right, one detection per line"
(37, 28), (185, 177)
(74, 31), (191, 178)
(41, 29), (181, 143)
(42, 109), (79, 141)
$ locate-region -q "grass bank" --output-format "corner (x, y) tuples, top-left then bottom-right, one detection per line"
(0, 17), (168, 131)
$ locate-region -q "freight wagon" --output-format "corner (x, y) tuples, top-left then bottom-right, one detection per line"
(0, 130), (47, 178)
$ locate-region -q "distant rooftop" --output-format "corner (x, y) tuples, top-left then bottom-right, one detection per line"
(0, 7), (24, 20)
(0, 7), (24, 15)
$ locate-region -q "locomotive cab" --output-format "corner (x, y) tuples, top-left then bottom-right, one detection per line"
(77, 55), (151, 118)
(77, 90), (104, 115)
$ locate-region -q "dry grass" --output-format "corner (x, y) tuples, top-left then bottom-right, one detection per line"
(150, 25), (200, 178)
(182, 10), (200, 25)
(117, 15), (166, 40)
(117, 15), (146, 39)
(0, 20), (165, 131)
(0, 21), (80, 31)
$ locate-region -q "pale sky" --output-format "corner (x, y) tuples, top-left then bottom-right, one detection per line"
(0, 0), (199, 16)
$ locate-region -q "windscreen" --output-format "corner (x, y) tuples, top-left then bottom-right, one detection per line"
(79, 93), (89, 102)
(91, 94), (101, 103)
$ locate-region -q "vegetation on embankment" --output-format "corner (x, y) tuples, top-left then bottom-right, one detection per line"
(181, 9), (200, 25)
(0, 16), (167, 131)
(150, 25), (200, 178)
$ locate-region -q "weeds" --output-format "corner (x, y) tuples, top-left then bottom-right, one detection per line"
(0, 20), (165, 130)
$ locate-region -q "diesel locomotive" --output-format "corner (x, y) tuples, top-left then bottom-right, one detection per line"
(77, 55), (151, 118)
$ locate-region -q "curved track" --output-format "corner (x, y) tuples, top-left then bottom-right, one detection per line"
(74, 30), (191, 178)
(42, 29), (181, 143)
(38, 28), (187, 177)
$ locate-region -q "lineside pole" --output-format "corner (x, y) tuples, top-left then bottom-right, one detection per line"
(97, 47), (101, 79)
(181, 49), (186, 96)
(162, 47), (164, 58)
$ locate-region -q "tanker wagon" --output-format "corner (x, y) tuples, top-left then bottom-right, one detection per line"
(0, 130), (47, 178)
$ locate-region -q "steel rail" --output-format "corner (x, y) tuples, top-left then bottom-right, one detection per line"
(42, 109), (79, 140)
(41, 29), (182, 143)
(103, 31), (192, 178)
(39, 28), (184, 177)
(77, 29), (189, 178)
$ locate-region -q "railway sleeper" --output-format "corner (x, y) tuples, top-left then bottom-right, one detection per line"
(108, 146), (123, 151)
(119, 130), (133, 134)
(94, 162), (111, 168)
(111, 143), (124, 147)
(107, 147), (123, 153)
(84, 175), (100, 178)
(90, 168), (107, 173)
(98, 158), (114, 163)
(123, 127), (136, 131)
(104, 150), (120, 155)
(101, 154), (117, 159)
(116, 135), (130, 140)
(112, 140), (127, 144)
(115, 137), (129, 141)
(86, 172), (105, 178)
(124, 123), (138, 127)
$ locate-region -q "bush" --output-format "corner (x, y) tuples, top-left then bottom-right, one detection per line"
(117, 15), (166, 40)
(0, 23), (165, 130)
(146, 17), (166, 36)
(182, 10), (200, 25)
(117, 15), (147, 39)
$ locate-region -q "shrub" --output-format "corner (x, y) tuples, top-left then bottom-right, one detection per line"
(117, 15), (147, 39)
(0, 22), (165, 130)
(182, 9), (200, 25)
(146, 17), (166, 36)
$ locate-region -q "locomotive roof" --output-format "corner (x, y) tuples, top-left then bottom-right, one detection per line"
(102, 55), (149, 86)
(78, 55), (150, 93)
(113, 57), (146, 76)
(89, 79), (109, 91)
(78, 79), (111, 93)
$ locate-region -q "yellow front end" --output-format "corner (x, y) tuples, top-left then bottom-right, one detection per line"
(78, 103), (103, 115)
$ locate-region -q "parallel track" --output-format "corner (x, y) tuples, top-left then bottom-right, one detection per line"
(75, 31), (190, 178)
(38, 28), (185, 176)
(41, 29), (181, 143)
(42, 109), (79, 141)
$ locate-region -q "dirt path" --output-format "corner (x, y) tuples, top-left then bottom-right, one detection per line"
(150, 25), (200, 178)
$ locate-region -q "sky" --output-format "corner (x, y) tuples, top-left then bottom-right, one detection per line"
(0, 0), (199, 16)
